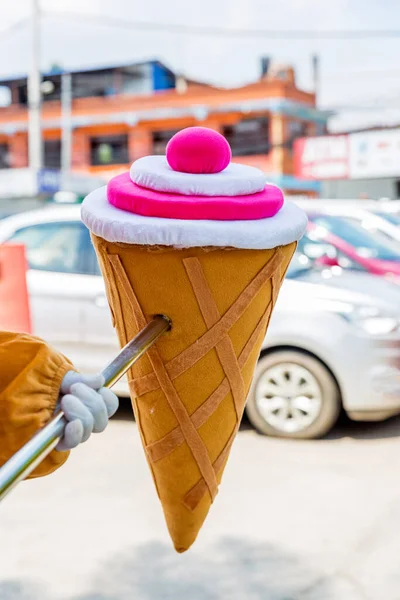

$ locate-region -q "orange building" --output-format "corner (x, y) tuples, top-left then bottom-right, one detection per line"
(0, 60), (328, 198)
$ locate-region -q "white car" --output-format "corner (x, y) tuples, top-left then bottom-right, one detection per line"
(0, 204), (123, 392)
(249, 255), (400, 438)
(1, 205), (400, 438)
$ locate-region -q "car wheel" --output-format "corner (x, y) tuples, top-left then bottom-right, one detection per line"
(246, 350), (341, 439)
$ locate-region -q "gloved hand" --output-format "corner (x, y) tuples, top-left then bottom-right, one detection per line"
(56, 372), (119, 451)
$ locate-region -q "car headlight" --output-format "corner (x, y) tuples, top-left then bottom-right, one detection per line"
(358, 317), (399, 335)
(315, 300), (399, 335)
(351, 306), (399, 335)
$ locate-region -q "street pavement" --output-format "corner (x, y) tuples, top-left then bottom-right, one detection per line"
(1, 407), (400, 600)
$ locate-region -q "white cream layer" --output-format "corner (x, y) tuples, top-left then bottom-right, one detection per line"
(130, 155), (266, 197)
(82, 186), (308, 250)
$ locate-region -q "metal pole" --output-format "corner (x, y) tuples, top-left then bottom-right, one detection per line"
(28, 0), (42, 171)
(0, 315), (170, 502)
(312, 54), (320, 106)
(61, 72), (72, 174)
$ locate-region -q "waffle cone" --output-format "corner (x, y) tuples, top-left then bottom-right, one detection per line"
(92, 234), (296, 552)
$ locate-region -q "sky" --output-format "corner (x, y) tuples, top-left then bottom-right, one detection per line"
(1, 0), (400, 131)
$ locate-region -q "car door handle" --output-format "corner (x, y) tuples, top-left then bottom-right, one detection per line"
(94, 295), (108, 308)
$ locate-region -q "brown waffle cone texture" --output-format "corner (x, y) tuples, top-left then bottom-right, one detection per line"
(92, 234), (296, 552)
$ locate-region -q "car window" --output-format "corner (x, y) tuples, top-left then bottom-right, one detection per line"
(335, 250), (365, 271)
(298, 233), (366, 272)
(311, 215), (400, 261)
(6, 221), (88, 274)
(88, 244), (102, 276)
(81, 228), (102, 276)
(375, 212), (400, 226)
(286, 253), (312, 279)
(297, 233), (336, 259)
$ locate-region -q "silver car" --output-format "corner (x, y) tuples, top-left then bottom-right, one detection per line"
(249, 255), (400, 438)
(1, 205), (400, 439)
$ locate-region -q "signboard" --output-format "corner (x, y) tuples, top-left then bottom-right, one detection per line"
(0, 244), (31, 333)
(294, 128), (400, 181)
(349, 129), (400, 179)
(37, 168), (61, 193)
(294, 135), (349, 180)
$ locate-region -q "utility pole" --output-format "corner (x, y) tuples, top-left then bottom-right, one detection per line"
(61, 72), (72, 174)
(312, 54), (320, 106)
(28, 0), (42, 171)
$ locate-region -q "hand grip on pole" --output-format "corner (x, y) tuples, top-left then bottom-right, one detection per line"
(0, 315), (171, 502)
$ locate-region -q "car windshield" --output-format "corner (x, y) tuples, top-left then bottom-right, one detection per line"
(375, 212), (400, 226)
(310, 214), (400, 261)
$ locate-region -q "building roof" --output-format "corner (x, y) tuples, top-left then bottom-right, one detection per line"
(0, 80), (330, 135)
(0, 60), (332, 135)
(0, 58), (176, 85)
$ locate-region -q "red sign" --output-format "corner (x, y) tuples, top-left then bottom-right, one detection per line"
(294, 135), (349, 180)
(0, 244), (31, 333)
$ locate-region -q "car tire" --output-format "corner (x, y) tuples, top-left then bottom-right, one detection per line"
(245, 350), (341, 439)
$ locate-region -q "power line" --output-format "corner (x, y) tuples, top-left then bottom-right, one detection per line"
(0, 17), (29, 39)
(43, 11), (400, 40)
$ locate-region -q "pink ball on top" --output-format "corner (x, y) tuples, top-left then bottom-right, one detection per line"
(166, 127), (232, 174)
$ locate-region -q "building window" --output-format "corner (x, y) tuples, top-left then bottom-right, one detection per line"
(44, 140), (61, 169)
(152, 129), (180, 155)
(90, 134), (129, 166)
(222, 118), (270, 156)
(285, 120), (310, 153)
(0, 144), (10, 169)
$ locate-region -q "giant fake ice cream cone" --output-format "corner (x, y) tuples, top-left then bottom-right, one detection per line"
(82, 127), (307, 552)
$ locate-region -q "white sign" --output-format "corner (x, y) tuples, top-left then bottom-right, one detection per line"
(349, 129), (400, 179)
(294, 135), (349, 180)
